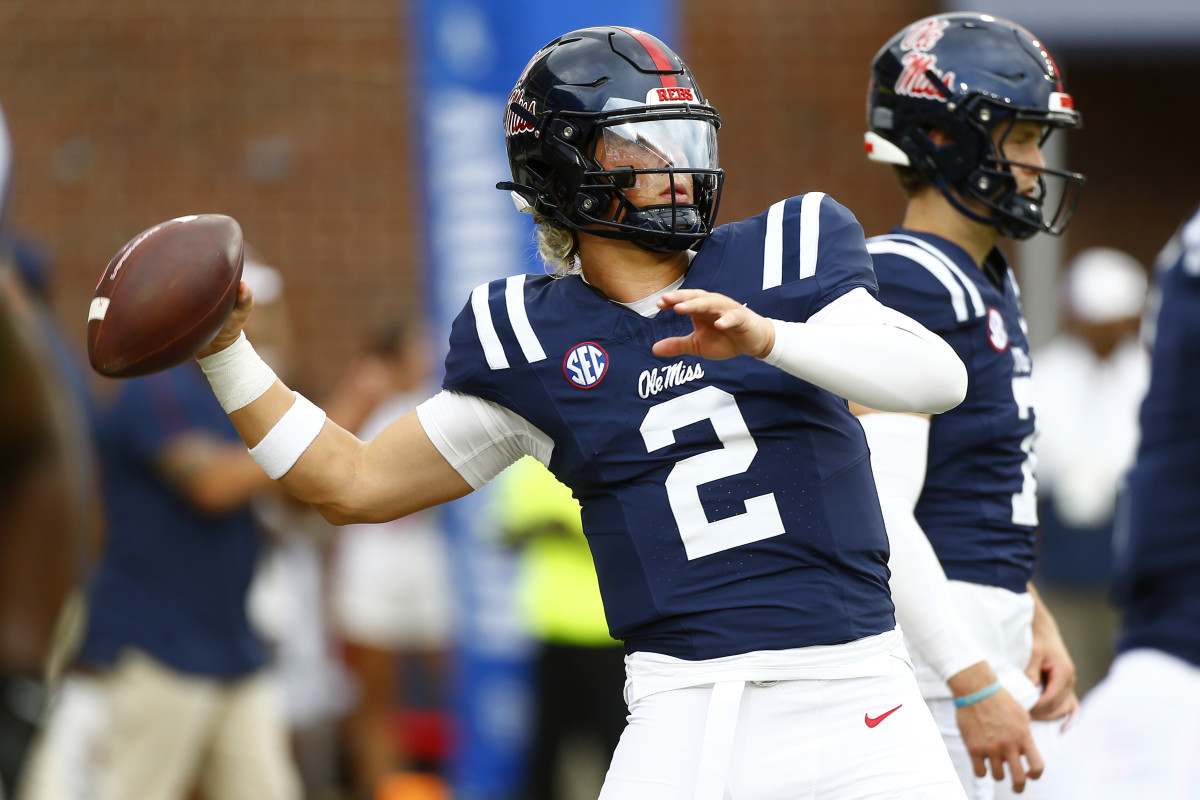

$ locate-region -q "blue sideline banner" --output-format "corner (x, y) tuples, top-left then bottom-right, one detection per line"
(409, 2), (675, 797)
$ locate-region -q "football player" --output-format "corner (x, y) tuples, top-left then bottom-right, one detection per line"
(858, 12), (1083, 799)
(1058, 205), (1200, 799)
(197, 26), (970, 798)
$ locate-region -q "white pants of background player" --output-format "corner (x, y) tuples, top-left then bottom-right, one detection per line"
(330, 514), (453, 651)
(599, 630), (965, 800)
(909, 582), (1069, 800)
(1058, 648), (1200, 800)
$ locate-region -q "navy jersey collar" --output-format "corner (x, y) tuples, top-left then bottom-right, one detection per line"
(889, 226), (1011, 292)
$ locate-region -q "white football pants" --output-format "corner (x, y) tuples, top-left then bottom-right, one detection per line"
(599, 658), (964, 799)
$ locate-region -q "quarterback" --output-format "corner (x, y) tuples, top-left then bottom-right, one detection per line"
(197, 26), (968, 799)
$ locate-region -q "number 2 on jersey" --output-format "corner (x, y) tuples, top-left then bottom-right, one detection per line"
(640, 386), (786, 559)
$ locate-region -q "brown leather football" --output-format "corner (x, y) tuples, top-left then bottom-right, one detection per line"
(87, 214), (243, 378)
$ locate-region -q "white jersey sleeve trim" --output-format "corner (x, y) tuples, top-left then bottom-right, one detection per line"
(798, 191), (825, 280)
(762, 199), (787, 289)
(415, 390), (553, 489)
(867, 237), (985, 322)
(763, 287), (967, 414)
(504, 274), (547, 364)
(1004, 268), (1033, 336)
(470, 283), (509, 370)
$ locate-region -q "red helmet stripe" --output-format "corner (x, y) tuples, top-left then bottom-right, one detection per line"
(614, 26), (679, 88)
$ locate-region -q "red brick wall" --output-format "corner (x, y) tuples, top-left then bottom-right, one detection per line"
(1057, 56), (1200, 270)
(1, 2), (1194, 394)
(682, 0), (940, 238)
(0, 0), (421, 396)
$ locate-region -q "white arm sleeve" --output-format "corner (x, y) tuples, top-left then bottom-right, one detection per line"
(762, 287), (967, 413)
(415, 390), (554, 490)
(858, 411), (984, 681)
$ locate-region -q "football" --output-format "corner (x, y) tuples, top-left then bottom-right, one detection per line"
(87, 214), (244, 378)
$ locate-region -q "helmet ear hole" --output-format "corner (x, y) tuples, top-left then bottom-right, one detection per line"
(525, 159), (551, 185)
(905, 131), (941, 177)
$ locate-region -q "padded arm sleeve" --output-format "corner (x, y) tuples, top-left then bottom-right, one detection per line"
(858, 411), (984, 681)
(762, 288), (967, 413)
(416, 390), (554, 490)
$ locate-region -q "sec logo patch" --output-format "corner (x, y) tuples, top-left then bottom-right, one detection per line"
(987, 307), (1009, 352)
(563, 342), (608, 389)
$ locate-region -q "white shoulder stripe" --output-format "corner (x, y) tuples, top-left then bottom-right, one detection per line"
(505, 274), (546, 364)
(762, 199), (786, 289)
(1007, 269), (1030, 335)
(878, 234), (986, 318)
(798, 192), (825, 279)
(867, 240), (972, 323)
(1006, 267), (1022, 298)
(470, 283), (509, 370)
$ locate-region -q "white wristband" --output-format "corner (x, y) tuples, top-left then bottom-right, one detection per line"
(196, 332), (278, 413)
(249, 392), (327, 479)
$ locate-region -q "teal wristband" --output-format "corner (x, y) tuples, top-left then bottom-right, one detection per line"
(953, 680), (1003, 708)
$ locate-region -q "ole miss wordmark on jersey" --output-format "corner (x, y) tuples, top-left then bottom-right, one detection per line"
(867, 230), (1036, 592)
(1116, 205), (1200, 667)
(444, 193), (895, 660)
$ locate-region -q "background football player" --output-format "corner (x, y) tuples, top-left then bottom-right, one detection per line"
(857, 12), (1083, 799)
(1058, 204), (1200, 799)
(195, 26), (971, 798)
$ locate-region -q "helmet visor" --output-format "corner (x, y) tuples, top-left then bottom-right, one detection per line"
(597, 116), (719, 190)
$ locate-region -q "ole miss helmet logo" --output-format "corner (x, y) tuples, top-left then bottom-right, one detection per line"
(504, 88), (537, 137)
(564, 342), (608, 389)
(895, 18), (955, 102)
(900, 18), (950, 52)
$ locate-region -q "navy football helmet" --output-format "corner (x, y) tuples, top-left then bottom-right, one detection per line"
(499, 26), (723, 252)
(866, 13), (1084, 240)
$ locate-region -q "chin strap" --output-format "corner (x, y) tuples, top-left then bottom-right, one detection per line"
(937, 177), (1042, 242)
(619, 205), (705, 252)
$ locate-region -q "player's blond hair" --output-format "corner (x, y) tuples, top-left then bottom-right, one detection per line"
(533, 215), (580, 276)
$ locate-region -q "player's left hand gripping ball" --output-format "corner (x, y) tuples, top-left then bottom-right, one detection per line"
(87, 214), (244, 378)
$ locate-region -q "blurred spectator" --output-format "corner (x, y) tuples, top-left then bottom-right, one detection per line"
(0, 237), (99, 799)
(19, 252), (301, 799)
(1059, 206), (1200, 798)
(1032, 247), (1149, 696)
(491, 457), (625, 800)
(239, 253), (354, 799)
(327, 322), (454, 800)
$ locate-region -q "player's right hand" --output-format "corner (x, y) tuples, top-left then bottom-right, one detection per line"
(956, 685), (1043, 793)
(652, 289), (775, 360)
(197, 281), (255, 358)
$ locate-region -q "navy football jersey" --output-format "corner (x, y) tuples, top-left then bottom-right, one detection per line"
(443, 193), (895, 660)
(867, 230), (1036, 593)
(1115, 206), (1200, 668)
